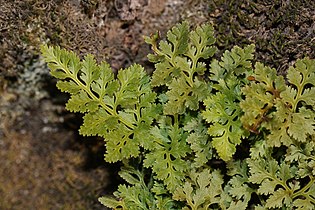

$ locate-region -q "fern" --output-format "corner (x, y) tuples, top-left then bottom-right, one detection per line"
(247, 140), (315, 209)
(41, 46), (160, 162)
(183, 115), (213, 168)
(202, 45), (254, 161)
(241, 58), (315, 147)
(224, 160), (254, 209)
(41, 22), (315, 209)
(173, 169), (224, 209)
(145, 22), (215, 115)
(143, 118), (191, 192)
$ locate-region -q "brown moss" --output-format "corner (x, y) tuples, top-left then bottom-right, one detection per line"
(207, 0), (315, 75)
(0, 116), (108, 209)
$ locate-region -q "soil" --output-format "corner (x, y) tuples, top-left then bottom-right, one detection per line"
(0, 0), (314, 209)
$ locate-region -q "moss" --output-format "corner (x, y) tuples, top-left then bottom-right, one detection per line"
(207, 0), (314, 74)
(0, 127), (108, 209)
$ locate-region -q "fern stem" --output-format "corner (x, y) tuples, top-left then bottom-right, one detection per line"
(292, 72), (306, 111)
(174, 114), (179, 128)
(292, 176), (315, 201)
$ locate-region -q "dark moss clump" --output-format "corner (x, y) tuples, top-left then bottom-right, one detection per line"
(0, 1), (61, 77)
(208, 0), (315, 75)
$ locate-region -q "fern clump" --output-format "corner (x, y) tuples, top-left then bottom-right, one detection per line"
(41, 21), (315, 209)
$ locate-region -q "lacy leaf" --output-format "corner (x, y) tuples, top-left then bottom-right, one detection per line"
(145, 22), (215, 115)
(144, 122), (190, 192)
(41, 45), (159, 162)
(173, 169), (224, 209)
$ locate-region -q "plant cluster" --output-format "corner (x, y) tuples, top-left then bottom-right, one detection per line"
(41, 22), (315, 209)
